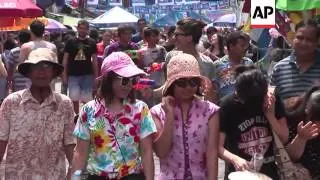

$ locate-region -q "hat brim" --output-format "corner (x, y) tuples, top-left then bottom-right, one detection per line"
(18, 61), (64, 77)
(162, 75), (212, 96)
(113, 65), (148, 78)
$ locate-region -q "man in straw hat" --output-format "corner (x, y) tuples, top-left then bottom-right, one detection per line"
(0, 48), (75, 180)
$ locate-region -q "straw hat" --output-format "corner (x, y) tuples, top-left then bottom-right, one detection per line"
(162, 53), (212, 96)
(18, 48), (63, 77)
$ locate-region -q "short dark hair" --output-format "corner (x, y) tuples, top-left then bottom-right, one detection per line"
(30, 20), (45, 37)
(77, 19), (89, 28)
(226, 31), (249, 49)
(234, 65), (267, 108)
(137, 18), (147, 24)
(295, 19), (320, 38)
(143, 27), (160, 38)
(96, 71), (136, 104)
(89, 28), (99, 41)
(18, 30), (31, 44)
(117, 25), (134, 36)
(176, 18), (206, 44)
(206, 26), (218, 35)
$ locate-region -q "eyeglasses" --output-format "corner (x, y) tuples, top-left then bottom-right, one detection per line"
(115, 76), (140, 86)
(173, 32), (190, 37)
(174, 78), (200, 88)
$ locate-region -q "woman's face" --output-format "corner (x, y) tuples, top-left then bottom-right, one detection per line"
(112, 75), (139, 99)
(173, 77), (200, 100)
(173, 27), (192, 50)
(210, 34), (218, 45)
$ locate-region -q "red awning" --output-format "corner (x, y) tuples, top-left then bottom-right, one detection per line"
(0, 0), (43, 18)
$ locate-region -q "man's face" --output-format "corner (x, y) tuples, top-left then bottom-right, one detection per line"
(119, 30), (132, 43)
(229, 39), (249, 58)
(146, 34), (159, 45)
(138, 21), (146, 31)
(102, 32), (112, 45)
(77, 24), (89, 38)
(293, 26), (318, 56)
(28, 62), (55, 87)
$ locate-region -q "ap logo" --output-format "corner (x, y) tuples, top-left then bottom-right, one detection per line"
(251, 0), (275, 28)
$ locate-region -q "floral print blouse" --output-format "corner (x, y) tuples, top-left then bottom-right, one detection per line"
(73, 99), (157, 179)
(150, 98), (220, 180)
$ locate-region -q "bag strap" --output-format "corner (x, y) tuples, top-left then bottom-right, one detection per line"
(271, 130), (294, 167)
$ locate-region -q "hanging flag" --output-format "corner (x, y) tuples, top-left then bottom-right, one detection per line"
(276, 0), (320, 11)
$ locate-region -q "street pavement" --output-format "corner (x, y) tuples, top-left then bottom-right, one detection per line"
(0, 80), (226, 180)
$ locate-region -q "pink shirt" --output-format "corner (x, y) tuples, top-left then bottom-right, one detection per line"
(151, 98), (219, 180)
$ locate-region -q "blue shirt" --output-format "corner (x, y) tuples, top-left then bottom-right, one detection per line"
(212, 55), (253, 99)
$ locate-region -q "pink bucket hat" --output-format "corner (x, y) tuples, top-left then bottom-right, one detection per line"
(99, 52), (147, 78)
(162, 53), (212, 96)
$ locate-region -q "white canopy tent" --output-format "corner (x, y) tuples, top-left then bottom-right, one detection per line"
(90, 6), (139, 28)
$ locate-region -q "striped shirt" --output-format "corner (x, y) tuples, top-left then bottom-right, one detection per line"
(271, 50), (320, 100)
(6, 47), (30, 91)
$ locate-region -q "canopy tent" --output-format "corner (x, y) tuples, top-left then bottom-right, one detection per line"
(0, 0), (42, 18)
(213, 13), (237, 25)
(152, 10), (211, 27)
(90, 6), (139, 28)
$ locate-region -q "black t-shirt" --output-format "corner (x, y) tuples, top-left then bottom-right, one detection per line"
(220, 93), (284, 180)
(64, 37), (97, 76)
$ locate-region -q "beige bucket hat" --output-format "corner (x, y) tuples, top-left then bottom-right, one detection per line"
(18, 48), (64, 77)
(162, 53), (212, 96)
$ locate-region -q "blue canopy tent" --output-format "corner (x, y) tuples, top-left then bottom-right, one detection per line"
(152, 10), (211, 27)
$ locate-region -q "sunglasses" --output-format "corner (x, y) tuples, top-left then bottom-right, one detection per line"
(30, 62), (53, 70)
(174, 78), (200, 88)
(115, 76), (140, 86)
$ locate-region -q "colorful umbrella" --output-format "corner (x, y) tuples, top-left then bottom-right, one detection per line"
(45, 18), (67, 32)
(0, 0), (43, 18)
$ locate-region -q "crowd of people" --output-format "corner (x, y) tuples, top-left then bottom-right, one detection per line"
(0, 16), (319, 180)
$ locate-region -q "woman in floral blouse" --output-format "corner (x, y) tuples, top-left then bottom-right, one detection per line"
(151, 53), (220, 180)
(71, 52), (157, 180)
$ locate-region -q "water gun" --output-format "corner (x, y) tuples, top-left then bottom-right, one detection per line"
(123, 49), (144, 62)
(133, 78), (156, 90)
(144, 62), (162, 73)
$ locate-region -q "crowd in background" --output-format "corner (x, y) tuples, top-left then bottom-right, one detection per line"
(0, 17), (319, 180)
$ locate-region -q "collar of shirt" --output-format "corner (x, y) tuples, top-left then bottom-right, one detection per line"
(94, 99), (130, 119)
(20, 89), (57, 106)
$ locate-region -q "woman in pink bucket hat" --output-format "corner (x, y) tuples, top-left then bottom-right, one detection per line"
(71, 52), (157, 180)
(150, 53), (220, 180)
